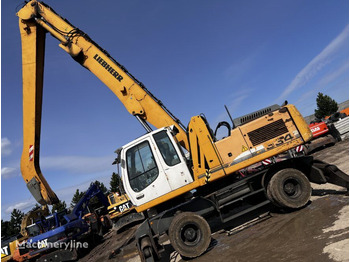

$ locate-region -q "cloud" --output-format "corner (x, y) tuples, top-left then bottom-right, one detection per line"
(316, 62), (349, 89)
(55, 174), (111, 201)
(1, 167), (19, 179)
(296, 62), (349, 106)
(40, 155), (114, 174)
(224, 46), (264, 82)
(223, 88), (253, 113)
(5, 199), (36, 214)
(275, 25), (349, 102)
(225, 54), (256, 80)
(214, 87), (254, 133)
(1, 137), (12, 156)
(227, 93), (250, 113)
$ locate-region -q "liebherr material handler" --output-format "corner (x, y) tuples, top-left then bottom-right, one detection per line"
(17, 1), (348, 261)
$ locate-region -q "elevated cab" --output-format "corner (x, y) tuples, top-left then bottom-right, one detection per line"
(121, 127), (193, 206)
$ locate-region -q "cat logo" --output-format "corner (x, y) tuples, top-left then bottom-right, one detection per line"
(37, 239), (48, 249)
(117, 202), (131, 213)
(1, 246), (9, 258)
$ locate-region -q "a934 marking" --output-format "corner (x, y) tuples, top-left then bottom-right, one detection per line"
(267, 133), (293, 149)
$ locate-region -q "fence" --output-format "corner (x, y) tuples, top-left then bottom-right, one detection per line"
(334, 117), (349, 140)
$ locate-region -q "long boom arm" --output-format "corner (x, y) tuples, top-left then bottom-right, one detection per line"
(17, 0), (189, 205)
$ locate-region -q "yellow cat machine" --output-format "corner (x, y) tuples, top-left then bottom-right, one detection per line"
(1, 236), (21, 262)
(17, 1), (348, 261)
(107, 192), (144, 231)
(20, 206), (50, 239)
(1, 206), (49, 262)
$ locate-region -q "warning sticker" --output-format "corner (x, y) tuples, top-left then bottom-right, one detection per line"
(242, 145), (248, 152)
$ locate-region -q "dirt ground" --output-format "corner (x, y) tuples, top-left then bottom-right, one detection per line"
(79, 139), (349, 262)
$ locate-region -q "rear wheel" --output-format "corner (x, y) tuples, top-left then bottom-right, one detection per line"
(266, 183), (282, 207)
(267, 168), (311, 209)
(168, 212), (211, 258)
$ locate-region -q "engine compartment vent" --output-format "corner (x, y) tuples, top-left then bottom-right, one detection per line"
(247, 119), (288, 146)
(233, 104), (280, 127)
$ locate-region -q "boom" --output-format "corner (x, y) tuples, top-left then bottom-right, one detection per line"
(17, 0), (188, 205)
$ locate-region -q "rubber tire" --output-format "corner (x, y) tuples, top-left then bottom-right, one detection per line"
(267, 168), (311, 209)
(168, 212), (211, 258)
(266, 183), (282, 208)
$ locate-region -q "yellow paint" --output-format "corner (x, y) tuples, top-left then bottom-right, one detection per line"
(17, 0), (190, 205)
(107, 193), (135, 220)
(17, 1), (312, 213)
(136, 105), (312, 211)
(242, 145), (248, 152)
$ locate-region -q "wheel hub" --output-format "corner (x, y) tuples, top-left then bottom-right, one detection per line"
(284, 182), (296, 195)
(184, 227), (197, 241)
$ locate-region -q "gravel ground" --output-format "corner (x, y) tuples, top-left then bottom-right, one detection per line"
(80, 139), (349, 262)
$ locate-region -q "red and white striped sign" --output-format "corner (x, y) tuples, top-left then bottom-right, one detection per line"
(262, 158), (272, 166)
(295, 145), (304, 153)
(29, 145), (34, 161)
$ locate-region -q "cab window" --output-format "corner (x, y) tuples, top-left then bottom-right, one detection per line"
(153, 131), (181, 166)
(126, 141), (159, 192)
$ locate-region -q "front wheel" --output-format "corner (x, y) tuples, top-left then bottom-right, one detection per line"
(267, 168), (311, 209)
(168, 212), (211, 258)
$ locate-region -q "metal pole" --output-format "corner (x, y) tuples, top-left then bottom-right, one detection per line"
(135, 115), (152, 133)
(225, 105), (235, 129)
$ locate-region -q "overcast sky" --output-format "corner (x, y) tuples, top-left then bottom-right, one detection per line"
(1, 0), (349, 220)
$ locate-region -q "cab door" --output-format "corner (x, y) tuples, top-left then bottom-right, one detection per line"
(151, 130), (193, 191)
(121, 137), (172, 206)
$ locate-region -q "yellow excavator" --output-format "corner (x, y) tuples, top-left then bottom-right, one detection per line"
(17, 0), (188, 207)
(1, 236), (21, 262)
(107, 192), (144, 231)
(17, 1), (348, 261)
(1, 206), (49, 262)
(16, 0), (146, 234)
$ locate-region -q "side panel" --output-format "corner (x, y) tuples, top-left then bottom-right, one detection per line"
(215, 106), (307, 167)
(215, 128), (251, 165)
(286, 105), (312, 142)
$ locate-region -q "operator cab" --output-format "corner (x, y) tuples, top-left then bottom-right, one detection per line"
(119, 126), (193, 207)
(26, 223), (41, 237)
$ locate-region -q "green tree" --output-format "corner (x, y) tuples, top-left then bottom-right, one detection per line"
(314, 92), (338, 119)
(51, 200), (67, 213)
(71, 189), (85, 207)
(93, 180), (108, 195)
(110, 172), (122, 194)
(10, 209), (24, 236)
(1, 209), (25, 238)
(1, 219), (14, 238)
(88, 181), (109, 210)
